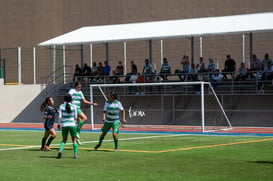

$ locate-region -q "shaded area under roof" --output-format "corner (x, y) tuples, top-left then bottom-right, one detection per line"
(39, 12), (273, 46)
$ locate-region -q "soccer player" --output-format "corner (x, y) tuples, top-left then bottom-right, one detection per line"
(94, 90), (126, 151)
(40, 97), (58, 151)
(69, 81), (98, 145)
(57, 94), (78, 159)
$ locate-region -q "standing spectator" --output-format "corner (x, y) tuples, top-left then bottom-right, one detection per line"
(222, 55), (236, 80)
(40, 97), (58, 151)
(57, 94), (78, 159)
(207, 57), (216, 78)
(159, 57), (171, 81)
(73, 64), (82, 81)
(94, 90), (126, 151)
(131, 60), (138, 74)
(142, 58), (153, 81)
(90, 62), (98, 81)
(258, 61), (273, 93)
(175, 55), (190, 81)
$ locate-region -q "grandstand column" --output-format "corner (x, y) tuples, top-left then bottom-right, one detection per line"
(18, 47), (21, 84)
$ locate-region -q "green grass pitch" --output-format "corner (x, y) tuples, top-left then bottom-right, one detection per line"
(1, 130), (273, 181)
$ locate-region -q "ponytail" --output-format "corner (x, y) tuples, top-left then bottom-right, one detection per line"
(64, 94), (73, 113)
(65, 103), (72, 113)
(40, 97), (50, 112)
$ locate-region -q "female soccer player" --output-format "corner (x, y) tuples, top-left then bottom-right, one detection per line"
(94, 90), (126, 151)
(40, 97), (58, 151)
(57, 94), (78, 159)
(69, 81), (98, 145)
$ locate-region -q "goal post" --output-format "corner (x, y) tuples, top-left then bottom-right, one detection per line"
(89, 81), (232, 133)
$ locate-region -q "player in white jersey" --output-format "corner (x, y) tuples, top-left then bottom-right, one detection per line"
(68, 81), (98, 145)
(94, 90), (126, 151)
(57, 94), (78, 159)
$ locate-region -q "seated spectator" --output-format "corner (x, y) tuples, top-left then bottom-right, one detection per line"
(82, 63), (91, 81)
(103, 61), (111, 76)
(258, 61), (273, 94)
(159, 57), (171, 81)
(91, 62), (98, 77)
(262, 53), (273, 70)
(248, 54), (262, 78)
(73, 64), (82, 81)
(96, 62), (104, 81)
(188, 63), (198, 81)
(210, 69), (223, 87)
(196, 57), (206, 72)
(115, 61), (124, 75)
(235, 62), (248, 81)
(109, 70), (120, 84)
(222, 55), (236, 80)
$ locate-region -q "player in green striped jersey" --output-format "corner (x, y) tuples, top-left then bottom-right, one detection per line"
(69, 81), (98, 145)
(94, 90), (126, 151)
(57, 94), (78, 159)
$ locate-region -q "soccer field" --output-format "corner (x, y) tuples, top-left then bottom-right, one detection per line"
(1, 130), (273, 181)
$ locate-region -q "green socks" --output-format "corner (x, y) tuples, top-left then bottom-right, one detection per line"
(77, 120), (85, 133)
(114, 139), (118, 149)
(73, 142), (78, 155)
(59, 141), (66, 152)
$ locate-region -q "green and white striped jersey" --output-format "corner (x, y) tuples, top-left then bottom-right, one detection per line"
(58, 103), (77, 127)
(68, 88), (85, 108)
(104, 100), (124, 123)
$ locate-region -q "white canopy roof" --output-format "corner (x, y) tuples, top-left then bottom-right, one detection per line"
(39, 12), (273, 46)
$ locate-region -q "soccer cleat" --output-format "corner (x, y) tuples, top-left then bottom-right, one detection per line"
(40, 147), (45, 151)
(44, 146), (51, 151)
(57, 152), (62, 159)
(73, 155), (78, 159)
(114, 148), (119, 152)
(94, 144), (100, 150)
(76, 139), (82, 145)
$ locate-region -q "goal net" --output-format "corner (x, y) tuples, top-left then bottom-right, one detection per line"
(89, 81), (232, 133)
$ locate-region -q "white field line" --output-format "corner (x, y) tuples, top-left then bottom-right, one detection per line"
(0, 134), (183, 151)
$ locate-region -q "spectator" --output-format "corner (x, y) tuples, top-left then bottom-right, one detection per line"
(222, 55), (236, 80)
(175, 55), (190, 81)
(96, 62), (104, 81)
(131, 60), (138, 74)
(249, 54), (262, 78)
(73, 64), (82, 81)
(262, 53), (273, 70)
(91, 62), (98, 77)
(188, 63), (198, 81)
(142, 58), (153, 81)
(235, 62), (248, 81)
(115, 61), (124, 75)
(196, 57), (206, 72)
(82, 63), (91, 76)
(103, 61), (111, 76)
(210, 69), (223, 87)
(207, 57), (216, 78)
(159, 57), (171, 81)
(82, 63), (91, 81)
(110, 70), (120, 84)
(258, 61), (273, 94)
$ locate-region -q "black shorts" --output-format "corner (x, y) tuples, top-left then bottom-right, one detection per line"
(44, 120), (53, 131)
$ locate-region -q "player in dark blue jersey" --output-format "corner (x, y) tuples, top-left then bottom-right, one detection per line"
(40, 97), (58, 151)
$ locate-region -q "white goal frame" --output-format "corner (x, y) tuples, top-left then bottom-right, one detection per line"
(89, 81), (232, 132)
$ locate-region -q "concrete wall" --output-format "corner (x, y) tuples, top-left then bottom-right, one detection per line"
(0, 84), (43, 123)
